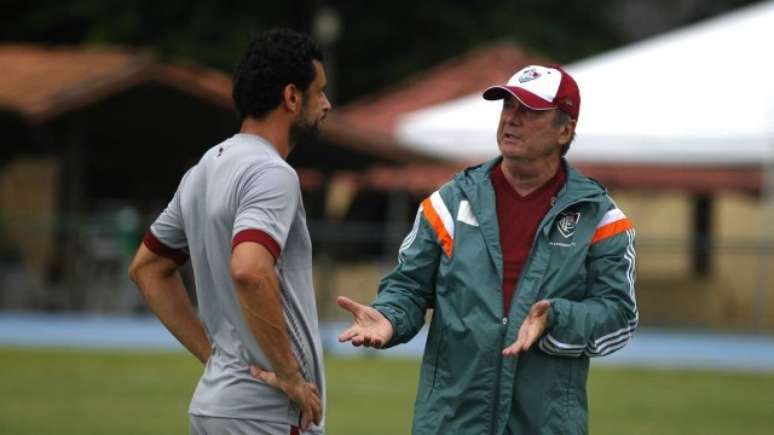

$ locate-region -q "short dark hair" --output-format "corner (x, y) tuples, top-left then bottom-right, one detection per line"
(232, 28), (324, 120)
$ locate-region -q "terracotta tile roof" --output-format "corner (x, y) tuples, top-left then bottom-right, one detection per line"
(576, 164), (762, 194)
(0, 44), (233, 123)
(0, 43), (430, 166)
(318, 115), (441, 163)
(2, 45), (747, 194)
(0, 43), (542, 168)
(152, 64), (233, 110)
(298, 162), (763, 195)
(335, 43), (548, 138)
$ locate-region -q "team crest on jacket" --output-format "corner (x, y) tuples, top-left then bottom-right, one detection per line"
(557, 212), (581, 238)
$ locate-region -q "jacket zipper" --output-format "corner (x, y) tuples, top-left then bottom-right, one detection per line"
(488, 202), (550, 434)
(486, 196), (600, 434)
(488, 316), (509, 435)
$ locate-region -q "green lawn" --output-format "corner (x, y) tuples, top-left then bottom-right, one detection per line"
(1, 347), (772, 434)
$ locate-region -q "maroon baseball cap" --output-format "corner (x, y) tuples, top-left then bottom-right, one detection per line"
(482, 64), (580, 121)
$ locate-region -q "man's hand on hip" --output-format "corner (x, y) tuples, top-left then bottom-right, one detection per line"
(249, 366), (322, 431)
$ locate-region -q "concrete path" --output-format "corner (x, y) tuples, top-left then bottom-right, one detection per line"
(2, 312), (773, 372)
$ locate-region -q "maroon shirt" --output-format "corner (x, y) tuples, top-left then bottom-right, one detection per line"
(491, 163), (566, 315)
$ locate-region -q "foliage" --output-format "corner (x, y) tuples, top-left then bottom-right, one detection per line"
(0, 0), (761, 103)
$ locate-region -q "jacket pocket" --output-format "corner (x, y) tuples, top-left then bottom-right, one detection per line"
(566, 358), (589, 433)
(544, 356), (588, 435)
(419, 323), (445, 400)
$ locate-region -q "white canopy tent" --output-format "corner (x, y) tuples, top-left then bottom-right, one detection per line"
(395, 1), (774, 329)
(395, 1), (774, 166)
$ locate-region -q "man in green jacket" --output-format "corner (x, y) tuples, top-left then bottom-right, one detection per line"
(338, 64), (638, 435)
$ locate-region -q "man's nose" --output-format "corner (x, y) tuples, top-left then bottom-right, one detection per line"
(322, 94), (332, 112)
(503, 106), (521, 124)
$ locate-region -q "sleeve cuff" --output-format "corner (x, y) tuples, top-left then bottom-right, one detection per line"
(143, 230), (189, 265)
(545, 299), (559, 332)
(232, 229), (281, 260)
(371, 304), (405, 348)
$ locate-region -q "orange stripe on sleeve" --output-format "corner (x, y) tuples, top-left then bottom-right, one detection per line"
(421, 198), (454, 257)
(591, 218), (634, 244)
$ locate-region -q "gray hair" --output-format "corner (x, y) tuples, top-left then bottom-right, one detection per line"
(553, 110), (576, 156)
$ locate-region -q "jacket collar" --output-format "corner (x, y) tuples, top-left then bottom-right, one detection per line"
(455, 156), (606, 281)
(456, 156), (606, 209)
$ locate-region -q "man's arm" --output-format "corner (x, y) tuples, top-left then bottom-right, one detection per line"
(504, 211), (638, 358)
(340, 200), (442, 348)
(231, 241), (321, 429)
(540, 226), (637, 357)
(128, 244), (211, 364)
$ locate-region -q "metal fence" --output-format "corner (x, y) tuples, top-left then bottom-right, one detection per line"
(1, 212), (772, 332)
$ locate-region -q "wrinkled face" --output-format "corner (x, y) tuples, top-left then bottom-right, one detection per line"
(496, 95), (569, 161)
(293, 60), (331, 136)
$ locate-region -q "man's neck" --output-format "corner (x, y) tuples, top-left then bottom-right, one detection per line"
(499, 156), (561, 196)
(239, 114), (291, 159)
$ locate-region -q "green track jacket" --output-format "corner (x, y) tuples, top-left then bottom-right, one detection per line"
(372, 158), (638, 435)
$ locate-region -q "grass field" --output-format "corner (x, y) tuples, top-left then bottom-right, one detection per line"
(1, 347), (773, 434)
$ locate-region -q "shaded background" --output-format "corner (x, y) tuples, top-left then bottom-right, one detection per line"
(0, 0), (770, 329)
(2, 0), (758, 102)
(3, 2), (774, 435)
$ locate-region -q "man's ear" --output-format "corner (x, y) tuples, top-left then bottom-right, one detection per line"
(558, 119), (576, 146)
(282, 84), (302, 114)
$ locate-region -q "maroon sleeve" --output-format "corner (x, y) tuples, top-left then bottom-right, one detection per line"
(232, 229), (281, 260)
(143, 230), (189, 265)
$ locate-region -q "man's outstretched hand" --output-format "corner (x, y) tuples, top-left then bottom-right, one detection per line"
(502, 299), (551, 357)
(336, 296), (394, 348)
(249, 366), (321, 431)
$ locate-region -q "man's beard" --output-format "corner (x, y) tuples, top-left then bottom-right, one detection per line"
(288, 109), (320, 151)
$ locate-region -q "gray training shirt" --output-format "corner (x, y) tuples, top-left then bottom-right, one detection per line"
(145, 133), (325, 431)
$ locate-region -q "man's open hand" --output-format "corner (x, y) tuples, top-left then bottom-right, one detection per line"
(336, 296), (394, 348)
(502, 299), (551, 357)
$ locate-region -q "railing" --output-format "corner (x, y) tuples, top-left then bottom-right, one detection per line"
(0, 213), (772, 332)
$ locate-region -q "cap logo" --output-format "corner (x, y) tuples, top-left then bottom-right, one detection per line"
(518, 67), (541, 83)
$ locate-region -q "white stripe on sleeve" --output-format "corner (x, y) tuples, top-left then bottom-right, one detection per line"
(596, 208), (627, 228)
(541, 228), (639, 358)
(429, 191), (455, 240)
(398, 205), (423, 263)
